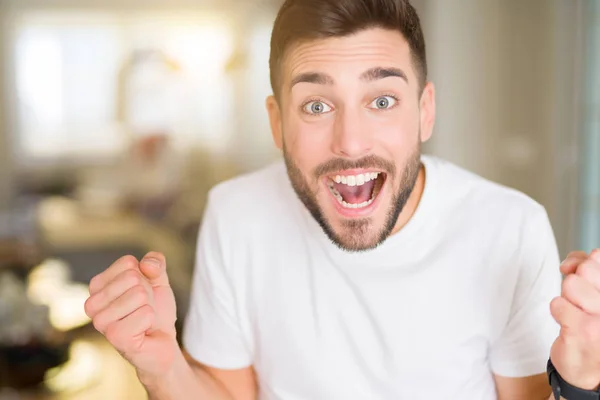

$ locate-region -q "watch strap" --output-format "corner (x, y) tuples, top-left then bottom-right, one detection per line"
(547, 359), (600, 400)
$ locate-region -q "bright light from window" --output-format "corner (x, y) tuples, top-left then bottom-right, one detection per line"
(16, 30), (64, 125)
(10, 11), (274, 161)
(166, 25), (234, 78)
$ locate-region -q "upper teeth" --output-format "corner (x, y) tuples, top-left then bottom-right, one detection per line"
(333, 172), (379, 187)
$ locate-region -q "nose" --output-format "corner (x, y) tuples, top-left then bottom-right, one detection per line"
(330, 107), (373, 159)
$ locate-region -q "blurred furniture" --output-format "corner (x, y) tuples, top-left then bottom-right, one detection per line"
(1, 329), (147, 400)
(0, 230), (147, 399)
(36, 197), (193, 331)
(0, 208), (72, 395)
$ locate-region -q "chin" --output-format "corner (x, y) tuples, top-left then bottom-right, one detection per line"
(329, 229), (384, 252)
(319, 204), (390, 252)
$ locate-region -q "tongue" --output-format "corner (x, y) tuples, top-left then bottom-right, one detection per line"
(334, 180), (376, 204)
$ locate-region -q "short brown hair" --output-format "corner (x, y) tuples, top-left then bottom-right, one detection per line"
(269, 0), (427, 98)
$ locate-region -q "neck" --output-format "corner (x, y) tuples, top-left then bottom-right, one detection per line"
(390, 163), (426, 236)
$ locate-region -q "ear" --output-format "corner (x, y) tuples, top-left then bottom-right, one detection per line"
(266, 95), (283, 150)
(419, 82), (436, 143)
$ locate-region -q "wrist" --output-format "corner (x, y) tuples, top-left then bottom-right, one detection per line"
(562, 375), (600, 391)
(137, 346), (234, 400)
(137, 340), (187, 390)
(547, 358), (600, 400)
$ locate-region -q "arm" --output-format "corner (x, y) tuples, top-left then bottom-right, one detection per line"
(140, 347), (233, 400)
(494, 246), (600, 400)
(495, 249), (600, 400)
(139, 348), (257, 400)
(84, 253), (254, 400)
(183, 350), (257, 400)
(177, 192), (258, 399)
(490, 207), (561, 399)
(494, 373), (551, 400)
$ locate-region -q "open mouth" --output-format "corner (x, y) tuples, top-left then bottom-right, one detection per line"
(326, 171), (386, 209)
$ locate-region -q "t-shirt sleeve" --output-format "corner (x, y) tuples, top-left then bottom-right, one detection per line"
(182, 194), (252, 369)
(489, 207), (562, 377)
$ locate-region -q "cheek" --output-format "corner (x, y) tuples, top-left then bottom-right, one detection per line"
(285, 118), (332, 168)
(372, 114), (419, 154)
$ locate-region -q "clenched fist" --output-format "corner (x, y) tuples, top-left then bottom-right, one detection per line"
(84, 252), (178, 378)
(550, 249), (600, 390)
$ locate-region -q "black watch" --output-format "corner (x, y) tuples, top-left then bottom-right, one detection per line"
(547, 358), (600, 400)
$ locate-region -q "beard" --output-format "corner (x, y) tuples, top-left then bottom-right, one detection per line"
(283, 142), (422, 252)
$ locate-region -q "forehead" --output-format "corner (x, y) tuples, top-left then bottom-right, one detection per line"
(283, 28), (414, 87)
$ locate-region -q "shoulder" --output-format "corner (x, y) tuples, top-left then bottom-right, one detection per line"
(204, 159), (295, 231)
(197, 160), (303, 277)
(424, 155), (548, 223)
(425, 156), (559, 293)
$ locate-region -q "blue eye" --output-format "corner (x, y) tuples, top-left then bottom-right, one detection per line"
(303, 101), (332, 115)
(369, 96), (397, 110)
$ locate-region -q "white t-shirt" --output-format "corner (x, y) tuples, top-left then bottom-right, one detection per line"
(182, 155), (561, 400)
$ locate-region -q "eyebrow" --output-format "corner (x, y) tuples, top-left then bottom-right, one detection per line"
(290, 72), (334, 87)
(290, 67), (408, 89)
(360, 67), (408, 84)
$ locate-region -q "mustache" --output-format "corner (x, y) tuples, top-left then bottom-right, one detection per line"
(313, 155), (396, 178)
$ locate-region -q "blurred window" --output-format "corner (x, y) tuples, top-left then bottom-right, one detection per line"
(579, 0), (600, 252)
(12, 11), (254, 162)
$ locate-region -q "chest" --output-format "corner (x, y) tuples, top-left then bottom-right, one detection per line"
(239, 245), (501, 399)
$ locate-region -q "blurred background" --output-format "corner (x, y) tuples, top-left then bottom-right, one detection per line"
(0, 0), (597, 398)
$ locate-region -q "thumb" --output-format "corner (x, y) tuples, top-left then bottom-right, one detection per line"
(139, 252), (170, 287)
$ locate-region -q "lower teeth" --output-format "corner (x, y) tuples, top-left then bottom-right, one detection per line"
(341, 198), (374, 209)
(328, 185), (375, 209)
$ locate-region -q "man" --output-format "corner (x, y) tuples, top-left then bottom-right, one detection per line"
(84, 0), (600, 399)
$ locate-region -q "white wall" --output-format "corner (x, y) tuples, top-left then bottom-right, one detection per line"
(421, 0), (584, 256)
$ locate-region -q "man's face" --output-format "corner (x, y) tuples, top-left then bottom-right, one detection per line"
(267, 28), (435, 251)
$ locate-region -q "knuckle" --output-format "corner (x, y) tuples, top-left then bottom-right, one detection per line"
(577, 262), (591, 278)
(105, 322), (121, 343)
(84, 297), (95, 317)
(92, 317), (105, 333)
(89, 275), (101, 292)
(577, 261), (596, 280)
(137, 305), (156, 333)
(550, 297), (562, 315)
(93, 286), (110, 306)
(132, 285), (149, 304)
(119, 255), (139, 270)
(105, 323), (126, 350)
(139, 304), (155, 322)
(563, 274), (580, 296)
